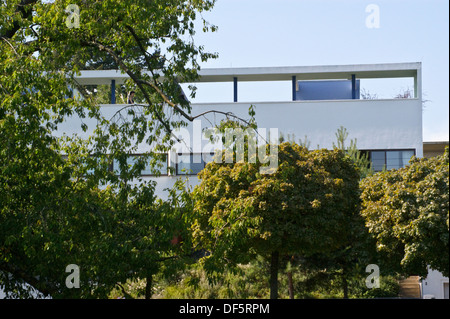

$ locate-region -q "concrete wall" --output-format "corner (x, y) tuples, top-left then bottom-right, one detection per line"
(422, 268), (449, 299)
(190, 98), (423, 156)
(54, 97), (423, 199)
(58, 98), (423, 153)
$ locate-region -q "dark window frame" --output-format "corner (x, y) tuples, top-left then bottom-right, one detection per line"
(113, 153), (169, 177)
(176, 152), (215, 175)
(360, 148), (416, 172)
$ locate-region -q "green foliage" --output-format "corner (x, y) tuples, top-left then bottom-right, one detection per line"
(357, 275), (400, 299)
(160, 258), (270, 299)
(291, 261), (399, 299)
(153, 257), (399, 299)
(1, 0), (217, 298)
(360, 147), (449, 277)
(280, 126), (373, 178)
(333, 126), (373, 178)
(0, 150), (194, 298)
(191, 139), (361, 298)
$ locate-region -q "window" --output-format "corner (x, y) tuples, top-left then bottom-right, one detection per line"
(366, 149), (415, 172)
(176, 153), (215, 175)
(371, 151), (386, 172)
(386, 151), (415, 170)
(296, 80), (360, 100)
(85, 156), (113, 175)
(113, 154), (168, 176)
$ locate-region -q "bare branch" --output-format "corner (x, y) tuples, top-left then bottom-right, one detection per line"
(135, 78), (193, 121)
(124, 25), (154, 69)
(80, 39), (175, 137)
(0, 37), (19, 56)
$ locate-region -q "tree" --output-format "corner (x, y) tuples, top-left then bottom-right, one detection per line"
(333, 126), (373, 179)
(2, 0), (220, 155)
(280, 126), (373, 178)
(191, 141), (361, 299)
(360, 148), (449, 277)
(278, 126), (374, 298)
(1, 0), (218, 298)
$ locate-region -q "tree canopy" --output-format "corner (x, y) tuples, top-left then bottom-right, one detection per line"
(360, 148), (449, 278)
(1, 0), (217, 298)
(191, 141), (361, 298)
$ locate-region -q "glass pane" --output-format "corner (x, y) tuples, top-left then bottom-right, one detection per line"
(386, 150), (414, 170)
(386, 151), (401, 170)
(112, 157), (134, 174)
(177, 154), (206, 175)
(113, 159), (120, 174)
(402, 150), (415, 164)
(371, 151), (385, 160)
(371, 151), (386, 172)
(177, 154), (192, 175)
(190, 154), (204, 174)
(141, 155), (168, 175)
(126, 156), (136, 166)
(192, 154), (203, 164)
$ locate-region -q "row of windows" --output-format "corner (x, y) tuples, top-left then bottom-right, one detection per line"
(363, 149), (415, 172)
(83, 153), (215, 176)
(80, 149), (415, 176)
(175, 150), (416, 174)
(177, 153), (215, 175)
(112, 155), (169, 176)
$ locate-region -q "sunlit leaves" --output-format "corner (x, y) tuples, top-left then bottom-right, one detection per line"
(192, 142), (361, 275)
(360, 148), (449, 277)
(1, 0), (217, 298)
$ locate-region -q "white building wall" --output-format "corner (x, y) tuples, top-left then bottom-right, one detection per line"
(54, 97), (423, 200)
(190, 98), (423, 156)
(422, 268), (449, 299)
(56, 98), (423, 156)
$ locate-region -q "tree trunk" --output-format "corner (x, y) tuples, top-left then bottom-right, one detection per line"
(287, 255), (295, 299)
(342, 270), (349, 299)
(287, 271), (294, 299)
(269, 251), (279, 299)
(145, 275), (153, 299)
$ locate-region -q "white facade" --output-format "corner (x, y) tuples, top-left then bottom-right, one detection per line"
(63, 62), (424, 199)
(421, 268), (449, 299)
(4, 63), (448, 300)
(190, 98), (422, 154)
(65, 63), (450, 300)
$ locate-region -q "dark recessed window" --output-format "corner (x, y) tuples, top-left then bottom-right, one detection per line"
(367, 149), (415, 172)
(371, 151), (386, 172)
(113, 154), (168, 176)
(386, 150), (415, 170)
(176, 153), (215, 175)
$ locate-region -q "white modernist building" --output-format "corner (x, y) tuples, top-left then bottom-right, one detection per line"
(54, 62), (447, 299)
(66, 62), (424, 197)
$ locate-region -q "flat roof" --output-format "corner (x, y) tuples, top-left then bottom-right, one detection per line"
(73, 62), (421, 85)
(195, 62), (421, 82)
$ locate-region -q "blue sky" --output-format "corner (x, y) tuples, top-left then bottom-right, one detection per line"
(187, 0), (449, 142)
